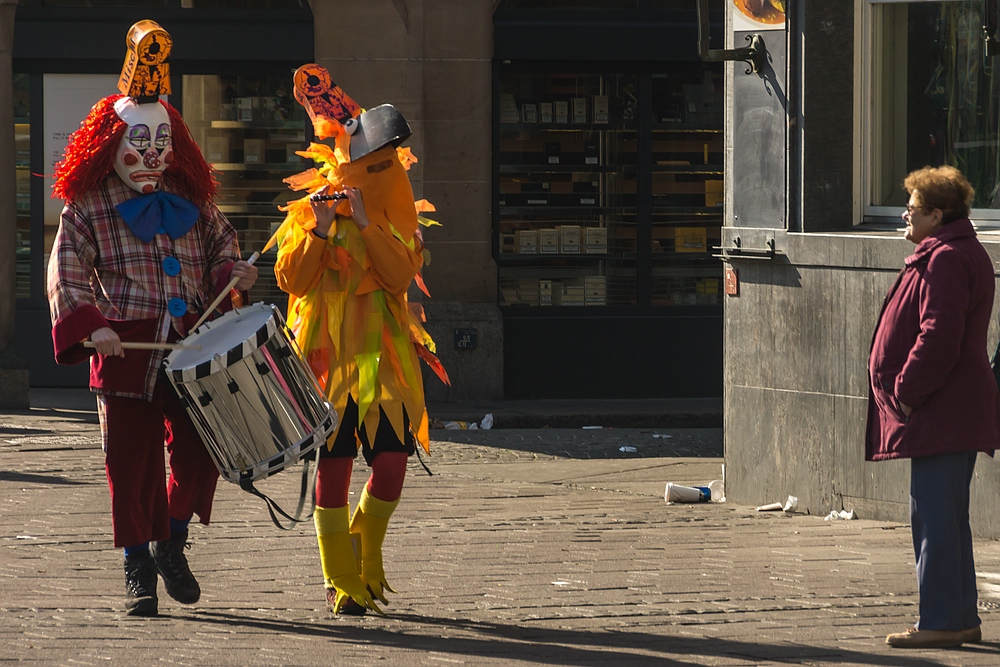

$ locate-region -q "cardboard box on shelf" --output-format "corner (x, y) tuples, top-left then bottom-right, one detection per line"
(539, 102), (553, 124)
(500, 234), (516, 254)
(522, 103), (538, 123)
(675, 227), (707, 253)
(515, 229), (538, 254)
(243, 139), (265, 164)
(585, 276), (607, 305)
(554, 283), (586, 306)
(545, 142), (561, 165)
(539, 279), (553, 305)
(558, 225), (581, 254)
(236, 97), (258, 122)
(517, 278), (539, 305)
(571, 97), (587, 124)
(539, 228), (560, 254)
(206, 136), (229, 163)
(286, 144), (303, 163)
(705, 180), (724, 207)
(554, 100), (569, 124)
(593, 95), (609, 124)
(500, 93), (520, 123)
(584, 140), (599, 165)
(585, 227), (608, 254)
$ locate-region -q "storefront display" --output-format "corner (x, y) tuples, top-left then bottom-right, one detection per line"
(495, 63), (724, 309)
(13, 74), (30, 300)
(181, 74), (308, 307)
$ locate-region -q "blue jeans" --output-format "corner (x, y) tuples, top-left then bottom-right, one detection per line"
(910, 451), (980, 631)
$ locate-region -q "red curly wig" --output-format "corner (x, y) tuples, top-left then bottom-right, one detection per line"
(52, 94), (217, 206)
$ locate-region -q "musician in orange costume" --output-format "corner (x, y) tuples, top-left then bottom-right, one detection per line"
(274, 65), (447, 615)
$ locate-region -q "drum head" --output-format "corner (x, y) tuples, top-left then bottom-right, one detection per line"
(166, 302), (276, 375)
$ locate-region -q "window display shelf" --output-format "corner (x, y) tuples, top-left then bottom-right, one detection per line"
(499, 164), (618, 174)
(495, 64), (724, 309)
(212, 162), (305, 172)
(210, 120), (304, 130)
(183, 73), (308, 306)
(13, 79), (31, 301)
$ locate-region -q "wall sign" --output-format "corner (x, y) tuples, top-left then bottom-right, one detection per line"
(454, 328), (477, 351)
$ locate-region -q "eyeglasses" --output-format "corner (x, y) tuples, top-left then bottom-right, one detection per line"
(905, 204), (932, 216)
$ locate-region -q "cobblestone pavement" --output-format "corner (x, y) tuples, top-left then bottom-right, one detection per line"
(2, 406), (1000, 666)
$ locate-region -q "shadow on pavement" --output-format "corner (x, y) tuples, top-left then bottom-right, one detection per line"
(0, 470), (90, 485)
(429, 428), (724, 460)
(185, 609), (992, 667)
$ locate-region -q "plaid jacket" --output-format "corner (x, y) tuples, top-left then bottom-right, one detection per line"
(47, 175), (242, 401)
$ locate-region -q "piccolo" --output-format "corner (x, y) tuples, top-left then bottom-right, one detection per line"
(310, 192), (348, 202)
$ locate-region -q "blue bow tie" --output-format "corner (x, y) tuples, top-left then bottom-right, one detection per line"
(116, 191), (201, 244)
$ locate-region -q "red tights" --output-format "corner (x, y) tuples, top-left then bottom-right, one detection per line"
(315, 451), (408, 508)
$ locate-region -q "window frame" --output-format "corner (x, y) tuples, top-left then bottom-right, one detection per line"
(859, 0), (1000, 225)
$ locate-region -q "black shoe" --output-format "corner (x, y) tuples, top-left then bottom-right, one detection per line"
(326, 588), (367, 616)
(152, 530), (201, 604)
(124, 552), (158, 617)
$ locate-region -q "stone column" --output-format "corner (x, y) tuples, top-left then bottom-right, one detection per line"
(312, 0), (502, 400)
(0, 0), (30, 408)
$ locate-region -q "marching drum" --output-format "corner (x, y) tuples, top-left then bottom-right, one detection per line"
(165, 303), (336, 485)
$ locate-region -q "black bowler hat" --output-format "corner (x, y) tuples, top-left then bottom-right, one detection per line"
(343, 104), (412, 162)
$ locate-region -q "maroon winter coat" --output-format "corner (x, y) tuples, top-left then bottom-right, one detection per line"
(866, 218), (1000, 461)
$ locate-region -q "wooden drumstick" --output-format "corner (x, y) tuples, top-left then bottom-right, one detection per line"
(84, 341), (201, 351)
(190, 226), (285, 333)
(189, 250), (262, 333)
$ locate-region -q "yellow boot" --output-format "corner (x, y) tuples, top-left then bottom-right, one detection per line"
(314, 505), (382, 614)
(350, 488), (400, 604)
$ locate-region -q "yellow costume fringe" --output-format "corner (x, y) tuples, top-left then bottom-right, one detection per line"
(274, 142), (448, 453)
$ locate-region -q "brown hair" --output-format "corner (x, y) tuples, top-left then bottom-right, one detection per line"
(903, 165), (974, 223)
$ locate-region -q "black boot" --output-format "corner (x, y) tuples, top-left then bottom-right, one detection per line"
(123, 552), (158, 616)
(151, 530), (200, 604)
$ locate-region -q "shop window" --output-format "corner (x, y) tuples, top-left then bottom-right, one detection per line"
(495, 64), (724, 308)
(864, 0), (1000, 221)
(181, 74), (307, 307)
(13, 74), (30, 300)
(499, 1), (639, 8)
(43, 1), (168, 6)
(180, 0), (306, 7)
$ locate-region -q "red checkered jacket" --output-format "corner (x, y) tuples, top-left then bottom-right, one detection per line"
(47, 176), (242, 400)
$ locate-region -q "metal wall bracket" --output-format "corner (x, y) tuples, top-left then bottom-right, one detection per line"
(696, 0), (767, 74)
(714, 236), (778, 260)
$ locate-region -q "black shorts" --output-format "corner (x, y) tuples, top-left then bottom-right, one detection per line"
(322, 395), (415, 466)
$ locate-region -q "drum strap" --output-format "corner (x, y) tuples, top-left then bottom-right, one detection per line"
(238, 446), (322, 531)
(414, 445), (433, 476)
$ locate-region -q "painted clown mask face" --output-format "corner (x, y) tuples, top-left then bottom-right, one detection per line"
(113, 97), (172, 194)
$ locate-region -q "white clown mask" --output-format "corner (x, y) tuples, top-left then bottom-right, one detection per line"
(113, 97), (172, 194)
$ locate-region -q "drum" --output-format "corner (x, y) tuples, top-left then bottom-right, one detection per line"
(165, 302), (336, 485)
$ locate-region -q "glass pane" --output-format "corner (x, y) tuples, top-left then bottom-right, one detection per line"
(44, 0), (167, 6)
(872, 1), (1000, 211)
(14, 74), (30, 300)
(650, 65), (723, 306)
(182, 74), (307, 307)
(499, 0), (639, 8)
(497, 70), (637, 307)
(183, 0), (305, 7)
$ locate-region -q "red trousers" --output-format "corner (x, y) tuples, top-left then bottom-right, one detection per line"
(101, 376), (219, 547)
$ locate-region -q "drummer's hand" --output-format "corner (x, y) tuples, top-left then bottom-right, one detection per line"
(231, 260), (258, 291)
(343, 187), (369, 231)
(310, 184), (338, 238)
(90, 327), (124, 358)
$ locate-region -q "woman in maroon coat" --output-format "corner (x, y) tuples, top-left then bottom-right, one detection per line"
(867, 166), (1000, 649)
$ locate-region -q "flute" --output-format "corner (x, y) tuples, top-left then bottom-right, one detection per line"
(310, 192), (348, 202)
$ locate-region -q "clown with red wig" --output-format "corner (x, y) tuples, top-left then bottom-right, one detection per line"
(46, 21), (257, 617)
